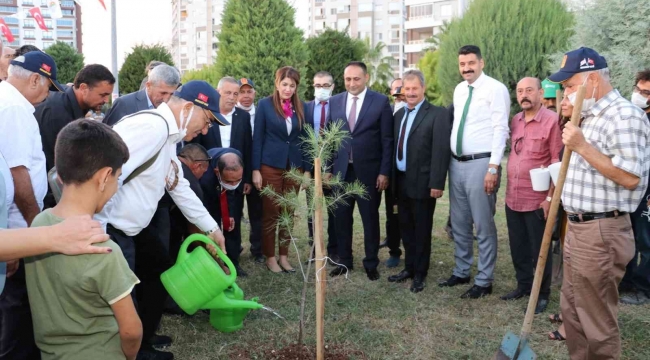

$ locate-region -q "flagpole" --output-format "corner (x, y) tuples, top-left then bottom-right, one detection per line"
(111, 0), (118, 100)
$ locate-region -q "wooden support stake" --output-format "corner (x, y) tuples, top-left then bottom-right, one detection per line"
(313, 158), (326, 360)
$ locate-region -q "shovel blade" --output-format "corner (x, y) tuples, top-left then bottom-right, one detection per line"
(495, 331), (536, 360)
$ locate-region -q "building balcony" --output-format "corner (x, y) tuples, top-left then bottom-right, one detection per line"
(404, 39), (433, 53)
(406, 0), (439, 6)
(405, 15), (444, 30)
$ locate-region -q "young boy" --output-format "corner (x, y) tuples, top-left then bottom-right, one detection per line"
(24, 119), (142, 360)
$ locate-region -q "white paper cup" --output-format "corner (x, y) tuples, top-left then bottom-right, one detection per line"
(530, 168), (551, 191)
(548, 162), (561, 186)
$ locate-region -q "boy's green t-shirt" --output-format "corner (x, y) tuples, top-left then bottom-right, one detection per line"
(25, 209), (139, 360)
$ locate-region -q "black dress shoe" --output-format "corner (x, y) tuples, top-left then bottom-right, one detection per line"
(235, 266), (248, 277)
(137, 346), (174, 360)
(148, 334), (172, 348)
(327, 254), (341, 266)
(410, 275), (425, 293)
(365, 268), (380, 281)
(535, 299), (549, 314)
(438, 274), (471, 288)
(460, 284), (493, 299)
(252, 254), (265, 263)
(388, 270), (413, 283)
(329, 266), (349, 277)
(379, 238), (388, 249)
(500, 288), (531, 301)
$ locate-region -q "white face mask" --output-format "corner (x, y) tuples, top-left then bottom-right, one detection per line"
(237, 102), (253, 111)
(393, 101), (405, 114)
(218, 174), (240, 191)
(567, 75), (597, 111)
(631, 92), (650, 109)
(314, 87), (332, 102)
(177, 106), (194, 141)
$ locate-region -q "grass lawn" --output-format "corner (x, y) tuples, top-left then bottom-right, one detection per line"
(160, 158), (650, 359)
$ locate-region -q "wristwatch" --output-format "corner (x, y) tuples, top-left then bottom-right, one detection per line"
(487, 167), (498, 175)
(205, 226), (220, 236)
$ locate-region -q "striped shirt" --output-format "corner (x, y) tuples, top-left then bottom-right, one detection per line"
(562, 89), (650, 213)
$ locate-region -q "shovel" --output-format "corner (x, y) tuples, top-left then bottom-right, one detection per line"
(495, 85), (586, 360)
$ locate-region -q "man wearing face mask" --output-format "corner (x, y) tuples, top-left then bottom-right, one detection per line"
(35, 64), (115, 209)
(548, 47), (650, 360)
(200, 148), (245, 272)
(619, 68), (650, 306)
(305, 71), (338, 262)
(95, 81), (229, 360)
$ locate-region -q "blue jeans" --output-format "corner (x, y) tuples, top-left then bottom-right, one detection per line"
(621, 187), (650, 296)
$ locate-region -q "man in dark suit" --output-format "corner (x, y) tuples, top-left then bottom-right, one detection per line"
(327, 61), (394, 281)
(387, 70), (451, 293)
(192, 77), (252, 273)
(104, 64), (180, 126)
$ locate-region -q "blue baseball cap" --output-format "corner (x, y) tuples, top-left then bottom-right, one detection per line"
(10, 51), (64, 92)
(174, 80), (229, 126)
(238, 78), (255, 89)
(548, 47), (608, 83)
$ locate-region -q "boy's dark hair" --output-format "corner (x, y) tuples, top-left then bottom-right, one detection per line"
(16, 44), (41, 57)
(635, 69), (650, 85)
(345, 61), (368, 74)
(73, 64), (116, 89)
(458, 45), (482, 59)
(55, 119), (129, 185)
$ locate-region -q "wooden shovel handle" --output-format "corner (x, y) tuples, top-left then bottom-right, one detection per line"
(518, 85), (586, 343)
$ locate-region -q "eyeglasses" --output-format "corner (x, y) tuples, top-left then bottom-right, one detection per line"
(314, 84), (332, 89)
(633, 85), (650, 97)
(202, 109), (214, 128)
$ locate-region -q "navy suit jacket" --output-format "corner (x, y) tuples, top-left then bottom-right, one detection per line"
(327, 89), (393, 187)
(200, 148), (243, 224)
(191, 107), (252, 185)
(103, 89), (150, 126)
(305, 99), (329, 133)
(252, 96), (313, 172)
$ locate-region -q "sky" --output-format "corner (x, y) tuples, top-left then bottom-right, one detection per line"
(81, 0), (310, 70)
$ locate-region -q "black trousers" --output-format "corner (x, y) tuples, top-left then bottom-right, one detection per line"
(225, 191), (244, 268)
(245, 187), (263, 257)
(0, 262), (40, 360)
(307, 186), (338, 257)
(134, 207), (172, 345)
(384, 187), (402, 257)
(397, 172), (435, 277)
(505, 204), (552, 299)
(335, 164), (381, 270)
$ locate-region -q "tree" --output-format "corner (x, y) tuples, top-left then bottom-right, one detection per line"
(436, 0), (573, 106)
(418, 50), (445, 106)
(212, 0), (309, 101)
(362, 39), (394, 91)
(45, 41), (84, 85)
(182, 66), (221, 87)
(118, 44), (174, 95)
(548, 0), (650, 98)
(305, 28), (366, 98)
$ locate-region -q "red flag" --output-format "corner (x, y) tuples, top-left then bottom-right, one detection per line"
(0, 18), (15, 43)
(98, 0), (106, 10)
(29, 7), (48, 31)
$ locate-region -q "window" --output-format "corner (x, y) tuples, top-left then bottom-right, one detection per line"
(441, 4), (452, 17)
(180, 34), (188, 42)
(358, 17), (371, 29)
(22, 0), (34, 4)
(56, 19), (74, 27)
(375, 19), (383, 27)
(62, 9), (74, 16)
(358, 3), (373, 12)
(0, 0), (14, 4)
(387, 45), (399, 53)
(375, 5), (383, 12)
(197, 31), (206, 39)
(390, 30), (399, 39)
(41, 8), (50, 17)
(330, 8), (336, 15)
(42, 41), (53, 49)
(410, 4), (433, 18)
(24, 41), (35, 46)
(337, 5), (350, 13)
(42, 31), (53, 39)
(9, 27), (18, 35)
(24, 30), (35, 38)
(389, 2), (401, 12)
(3, 17), (17, 24)
(61, 0), (75, 7)
(66, 41), (74, 48)
(181, 46), (188, 54)
(389, 16), (400, 25)
(0, 6), (18, 12)
(23, 19), (34, 27)
(337, 18), (349, 30)
(44, 19), (53, 28)
(377, 33), (382, 40)
(56, 30), (74, 38)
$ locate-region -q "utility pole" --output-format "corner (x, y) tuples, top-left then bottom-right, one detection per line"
(399, 0), (404, 77)
(111, 0), (118, 100)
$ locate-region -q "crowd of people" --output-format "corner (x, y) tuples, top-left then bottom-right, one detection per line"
(0, 38), (648, 360)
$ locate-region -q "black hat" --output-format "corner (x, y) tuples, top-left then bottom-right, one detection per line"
(548, 47), (608, 83)
(10, 51), (64, 92)
(174, 80), (229, 126)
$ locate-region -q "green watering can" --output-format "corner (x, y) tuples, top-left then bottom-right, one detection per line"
(161, 234), (236, 315)
(204, 282), (263, 333)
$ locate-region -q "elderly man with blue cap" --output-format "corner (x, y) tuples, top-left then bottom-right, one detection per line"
(96, 80), (230, 360)
(550, 47), (650, 360)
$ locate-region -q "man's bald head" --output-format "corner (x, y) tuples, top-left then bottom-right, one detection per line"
(215, 152), (243, 186)
(516, 77), (543, 112)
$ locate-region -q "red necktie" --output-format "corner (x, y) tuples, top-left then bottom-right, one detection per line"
(319, 101), (327, 132)
(220, 190), (231, 232)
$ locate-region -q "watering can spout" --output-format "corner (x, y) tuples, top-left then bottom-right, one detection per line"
(204, 294), (263, 310)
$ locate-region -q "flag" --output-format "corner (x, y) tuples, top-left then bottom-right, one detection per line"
(48, 0), (63, 19)
(0, 18), (15, 43)
(29, 7), (48, 31)
(74, 0), (106, 11)
(98, 0), (106, 10)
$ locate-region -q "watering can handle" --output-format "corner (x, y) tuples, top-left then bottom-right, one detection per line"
(177, 234), (237, 281)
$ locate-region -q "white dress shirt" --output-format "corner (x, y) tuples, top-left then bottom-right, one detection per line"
(346, 87), (367, 123)
(450, 72), (511, 165)
(0, 81), (46, 229)
(219, 108), (235, 147)
(236, 103), (255, 136)
(96, 103), (218, 236)
(0, 151), (14, 225)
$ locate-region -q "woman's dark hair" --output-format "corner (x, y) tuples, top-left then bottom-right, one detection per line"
(272, 66), (304, 127)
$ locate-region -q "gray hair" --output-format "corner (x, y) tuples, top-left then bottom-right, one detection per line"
(8, 64), (47, 86)
(217, 152), (243, 173)
(178, 143), (209, 161)
(582, 68), (610, 83)
(403, 70), (425, 87)
(148, 64), (180, 87)
(217, 76), (239, 90)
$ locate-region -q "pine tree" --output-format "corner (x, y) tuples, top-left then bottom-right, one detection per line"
(118, 44), (174, 95)
(45, 41), (84, 85)
(214, 0), (309, 100)
(305, 28), (366, 98)
(436, 0), (573, 106)
(549, 0), (650, 98)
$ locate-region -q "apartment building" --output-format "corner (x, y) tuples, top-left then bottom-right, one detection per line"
(0, 0), (82, 52)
